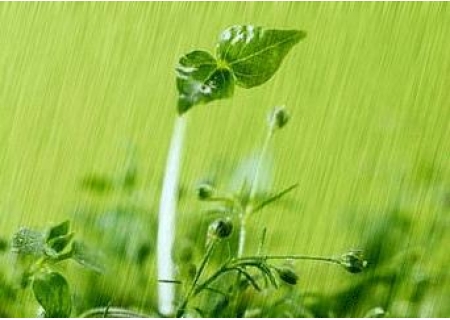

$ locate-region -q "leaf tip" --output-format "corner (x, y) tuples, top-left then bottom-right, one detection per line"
(296, 29), (307, 40)
(177, 99), (191, 115)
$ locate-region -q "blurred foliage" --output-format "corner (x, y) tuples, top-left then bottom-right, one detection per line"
(1, 151), (449, 317)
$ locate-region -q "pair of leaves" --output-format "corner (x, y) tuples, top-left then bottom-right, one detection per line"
(46, 220), (73, 254)
(33, 272), (71, 317)
(49, 223), (105, 272)
(12, 221), (103, 273)
(176, 25), (306, 114)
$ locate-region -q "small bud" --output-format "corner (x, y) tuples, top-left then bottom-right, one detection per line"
(276, 266), (299, 285)
(340, 250), (367, 274)
(208, 218), (233, 240)
(196, 183), (215, 200)
(268, 106), (290, 130)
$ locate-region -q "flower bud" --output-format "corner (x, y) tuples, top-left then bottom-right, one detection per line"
(208, 218), (233, 240)
(340, 250), (367, 274)
(196, 182), (215, 200)
(276, 266), (299, 285)
(268, 106), (290, 130)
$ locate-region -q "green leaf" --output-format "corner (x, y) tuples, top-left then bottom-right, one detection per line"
(235, 267), (262, 291)
(80, 174), (115, 194)
(47, 220), (70, 242)
(32, 272), (72, 318)
(12, 228), (46, 256)
(176, 50), (234, 114)
(217, 25), (306, 88)
(71, 240), (104, 273)
(47, 233), (74, 254)
(251, 183), (299, 215)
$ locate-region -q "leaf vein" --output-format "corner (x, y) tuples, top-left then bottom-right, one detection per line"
(228, 34), (299, 66)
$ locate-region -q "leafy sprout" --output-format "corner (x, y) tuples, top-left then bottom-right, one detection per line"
(160, 24), (306, 316)
(176, 25), (306, 114)
(11, 221), (103, 317)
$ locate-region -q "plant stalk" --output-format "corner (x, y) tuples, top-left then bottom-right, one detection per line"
(194, 254), (341, 296)
(176, 240), (217, 317)
(238, 128), (274, 257)
(79, 307), (148, 318)
(157, 115), (187, 316)
(237, 254), (341, 265)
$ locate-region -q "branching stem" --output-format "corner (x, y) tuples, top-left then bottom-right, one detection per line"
(193, 253), (341, 298)
(238, 254), (341, 265)
(176, 240), (217, 317)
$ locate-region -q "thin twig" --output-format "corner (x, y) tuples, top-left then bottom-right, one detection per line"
(176, 240), (217, 317)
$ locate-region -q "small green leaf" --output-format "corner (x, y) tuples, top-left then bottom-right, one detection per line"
(235, 267), (262, 291)
(47, 220), (70, 242)
(217, 25), (306, 88)
(276, 266), (299, 285)
(32, 272), (72, 318)
(176, 50), (234, 114)
(47, 233), (74, 254)
(122, 164), (138, 190)
(80, 174), (115, 194)
(251, 183), (298, 215)
(12, 228), (46, 256)
(71, 240), (104, 273)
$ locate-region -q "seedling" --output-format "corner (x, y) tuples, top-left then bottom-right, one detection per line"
(4, 21), (446, 318)
(172, 105), (368, 317)
(157, 24), (306, 315)
(11, 221), (102, 317)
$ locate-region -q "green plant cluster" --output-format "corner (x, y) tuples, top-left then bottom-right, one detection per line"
(10, 221), (102, 317)
(3, 24), (447, 318)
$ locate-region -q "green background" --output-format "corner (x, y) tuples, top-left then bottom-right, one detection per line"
(1, 2), (449, 316)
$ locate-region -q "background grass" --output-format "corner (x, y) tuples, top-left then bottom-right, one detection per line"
(0, 2), (449, 317)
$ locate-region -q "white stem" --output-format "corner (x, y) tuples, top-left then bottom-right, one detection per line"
(157, 115), (187, 316)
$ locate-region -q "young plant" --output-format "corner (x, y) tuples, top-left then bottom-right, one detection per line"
(11, 221), (102, 317)
(174, 107), (368, 317)
(157, 25), (306, 315)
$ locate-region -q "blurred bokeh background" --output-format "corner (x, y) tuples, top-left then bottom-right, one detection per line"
(0, 2), (449, 317)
